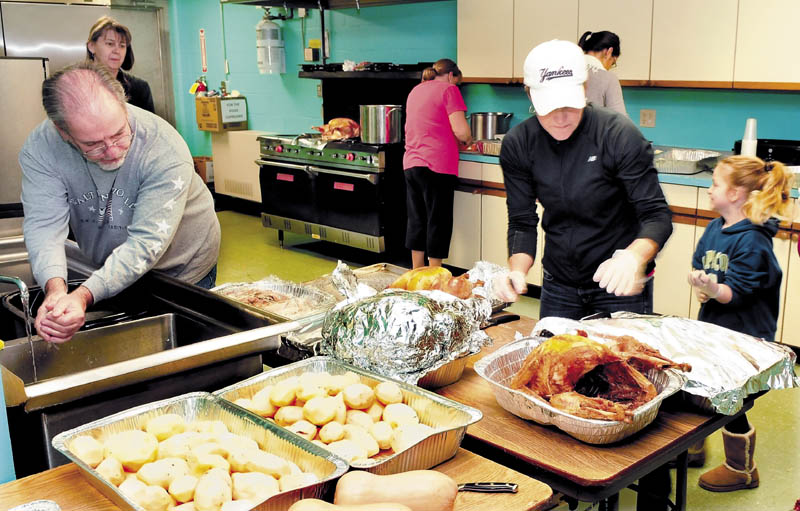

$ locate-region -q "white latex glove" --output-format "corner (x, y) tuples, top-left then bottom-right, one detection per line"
(493, 270), (528, 303)
(592, 249), (646, 296)
(688, 270), (719, 302)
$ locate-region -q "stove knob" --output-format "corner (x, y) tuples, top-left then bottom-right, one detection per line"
(360, 156), (368, 161)
(346, 153), (356, 161)
(332, 153), (339, 158)
(276, 145), (284, 153)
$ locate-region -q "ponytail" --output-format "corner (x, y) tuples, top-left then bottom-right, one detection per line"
(722, 155), (794, 224)
(577, 30), (621, 57)
(421, 58), (462, 83)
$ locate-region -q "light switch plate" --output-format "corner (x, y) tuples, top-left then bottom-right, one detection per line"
(640, 109), (656, 128)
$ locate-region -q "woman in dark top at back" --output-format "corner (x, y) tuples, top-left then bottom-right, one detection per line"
(86, 16), (155, 113)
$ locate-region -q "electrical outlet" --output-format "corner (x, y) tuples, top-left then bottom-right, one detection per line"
(640, 109), (656, 128)
(316, 84), (322, 97)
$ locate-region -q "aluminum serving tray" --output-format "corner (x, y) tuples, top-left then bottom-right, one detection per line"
(214, 357), (482, 474)
(416, 348), (480, 389)
(51, 392), (348, 511)
(212, 279), (336, 323)
(474, 337), (685, 444)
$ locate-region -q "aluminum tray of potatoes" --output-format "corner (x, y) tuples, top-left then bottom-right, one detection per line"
(214, 356), (482, 475)
(51, 392), (348, 511)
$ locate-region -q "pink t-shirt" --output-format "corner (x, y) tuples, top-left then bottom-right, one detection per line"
(403, 80), (467, 175)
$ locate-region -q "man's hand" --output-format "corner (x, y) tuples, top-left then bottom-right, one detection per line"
(493, 270), (528, 302)
(593, 249), (647, 296)
(688, 270), (719, 302)
(34, 283), (93, 344)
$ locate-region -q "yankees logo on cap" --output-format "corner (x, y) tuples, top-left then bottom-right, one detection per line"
(523, 40), (587, 116)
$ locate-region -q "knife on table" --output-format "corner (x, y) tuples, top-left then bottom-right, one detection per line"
(457, 482), (519, 493)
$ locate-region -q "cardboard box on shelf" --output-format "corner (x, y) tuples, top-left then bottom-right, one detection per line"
(193, 156), (214, 183)
(195, 96), (248, 132)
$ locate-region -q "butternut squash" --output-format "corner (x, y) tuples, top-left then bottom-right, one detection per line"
(333, 470), (457, 511)
(288, 499), (412, 511)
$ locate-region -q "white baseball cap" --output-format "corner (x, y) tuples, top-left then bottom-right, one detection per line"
(523, 39), (587, 116)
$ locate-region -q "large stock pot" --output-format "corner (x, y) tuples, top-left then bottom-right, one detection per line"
(360, 104), (403, 144)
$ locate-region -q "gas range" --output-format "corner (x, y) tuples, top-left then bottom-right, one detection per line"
(258, 134), (397, 172)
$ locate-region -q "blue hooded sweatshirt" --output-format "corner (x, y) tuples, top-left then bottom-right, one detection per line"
(692, 217), (781, 341)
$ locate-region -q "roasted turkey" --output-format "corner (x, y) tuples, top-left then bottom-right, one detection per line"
(311, 117), (360, 140)
(388, 266), (475, 300)
(511, 333), (690, 422)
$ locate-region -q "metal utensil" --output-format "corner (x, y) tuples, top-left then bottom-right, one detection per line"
(458, 482), (518, 493)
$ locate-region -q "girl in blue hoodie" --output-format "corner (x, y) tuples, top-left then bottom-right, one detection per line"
(688, 155), (793, 493)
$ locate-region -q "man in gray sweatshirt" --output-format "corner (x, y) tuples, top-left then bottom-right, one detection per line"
(19, 61), (220, 343)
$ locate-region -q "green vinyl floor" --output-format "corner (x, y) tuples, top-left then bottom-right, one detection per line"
(215, 210), (800, 511)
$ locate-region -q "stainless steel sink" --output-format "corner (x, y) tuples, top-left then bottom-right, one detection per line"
(0, 313), (224, 385)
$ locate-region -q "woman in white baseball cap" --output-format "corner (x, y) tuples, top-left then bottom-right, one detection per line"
(578, 30), (627, 115)
(493, 40), (674, 510)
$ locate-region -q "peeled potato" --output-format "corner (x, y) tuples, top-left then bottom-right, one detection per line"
(168, 474), (198, 503)
(71, 435), (104, 468)
(342, 424), (379, 457)
(193, 472), (232, 511)
(382, 403), (419, 429)
(250, 386), (278, 418)
(274, 406), (305, 426)
(221, 501), (254, 511)
(157, 432), (201, 461)
(231, 471), (279, 502)
(390, 423), (434, 453)
(279, 472), (319, 492)
(318, 421), (345, 444)
(297, 384), (327, 403)
(365, 402), (385, 423)
(171, 502), (196, 511)
(287, 419), (318, 441)
(303, 396), (337, 426)
(95, 456), (125, 486)
(345, 410), (375, 431)
(325, 374), (350, 396)
(133, 484), (174, 511)
(138, 457), (190, 489)
(370, 421), (393, 450)
(342, 383), (375, 410)
(146, 414), (187, 441)
(374, 381), (403, 406)
(105, 430), (158, 472)
(119, 476), (148, 502)
(270, 381), (299, 407)
(245, 450), (291, 478)
(205, 467), (232, 488)
(188, 452), (230, 477)
(326, 439), (368, 464)
(332, 393), (347, 424)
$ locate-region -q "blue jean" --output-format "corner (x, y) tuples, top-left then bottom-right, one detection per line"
(194, 264), (218, 290)
(539, 269), (654, 320)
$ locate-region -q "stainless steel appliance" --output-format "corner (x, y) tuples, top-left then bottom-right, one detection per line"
(257, 134), (406, 253)
(470, 112), (513, 141)
(360, 104), (403, 144)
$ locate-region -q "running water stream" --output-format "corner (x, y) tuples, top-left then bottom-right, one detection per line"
(19, 289), (38, 383)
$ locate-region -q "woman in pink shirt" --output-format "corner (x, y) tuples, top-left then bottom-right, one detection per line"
(403, 59), (472, 268)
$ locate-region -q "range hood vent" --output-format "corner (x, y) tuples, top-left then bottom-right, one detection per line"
(220, 0), (448, 9)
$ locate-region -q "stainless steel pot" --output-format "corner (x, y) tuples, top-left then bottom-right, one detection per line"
(470, 112), (513, 140)
(360, 104), (403, 144)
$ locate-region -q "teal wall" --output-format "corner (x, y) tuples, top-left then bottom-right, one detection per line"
(169, 0), (799, 156)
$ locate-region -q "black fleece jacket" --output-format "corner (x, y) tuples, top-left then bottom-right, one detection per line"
(499, 105), (673, 287)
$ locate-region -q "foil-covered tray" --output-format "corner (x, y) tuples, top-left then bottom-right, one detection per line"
(214, 357), (482, 474)
(212, 277), (335, 322)
(51, 392), (348, 511)
(474, 337), (685, 444)
(303, 263), (407, 303)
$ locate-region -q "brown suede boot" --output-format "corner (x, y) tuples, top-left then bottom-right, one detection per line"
(687, 438), (706, 468)
(698, 426), (759, 492)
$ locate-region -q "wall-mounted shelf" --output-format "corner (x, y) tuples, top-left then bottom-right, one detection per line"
(299, 70), (422, 80)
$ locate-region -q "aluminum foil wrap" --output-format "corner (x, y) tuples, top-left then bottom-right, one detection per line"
(8, 502), (61, 511)
(533, 313), (800, 415)
(321, 289), (492, 384)
(212, 276), (335, 320)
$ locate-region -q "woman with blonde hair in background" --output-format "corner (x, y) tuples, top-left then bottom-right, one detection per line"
(86, 16), (154, 113)
(403, 58), (472, 268)
(578, 30), (626, 115)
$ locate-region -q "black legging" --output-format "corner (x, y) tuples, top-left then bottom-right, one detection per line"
(725, 413), (751, 433)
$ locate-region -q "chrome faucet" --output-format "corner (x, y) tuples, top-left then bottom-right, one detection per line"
(0, 274), (29, 303)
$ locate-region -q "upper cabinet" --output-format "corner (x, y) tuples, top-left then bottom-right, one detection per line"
(457, 0), (514, 80)
(513, 0), (578, 79)
(578, 0), (652, 82)
(734, 0), (800, 88)
(458, 0), (800, 89)
(650, 0), (738, 85)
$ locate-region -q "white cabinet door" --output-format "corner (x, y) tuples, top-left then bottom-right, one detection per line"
(650, 0), (738, 82)
(734, 0), (800, 83)
(688, 222), (707, 320)
(446, 190), (482, 269)
(481, 162), (504, 187)
(458, 0), (514, 78)
(481, 192), (509, 267)
(513, 0), (579, 79)
(772, 233), (791, 342)
(782, 233), (800, 348)
(458, 160), (482, 182)
(653, 184), (697, 317)
(578, 0), (653, 81)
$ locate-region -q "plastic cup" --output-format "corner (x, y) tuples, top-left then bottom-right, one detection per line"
(743, 118), (757, 140)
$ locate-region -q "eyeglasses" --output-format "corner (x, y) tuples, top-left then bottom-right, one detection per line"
(609, 56), (618, 70)
(74, 123), (133, 158)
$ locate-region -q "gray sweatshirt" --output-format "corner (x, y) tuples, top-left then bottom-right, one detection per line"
(585, 54), (627, 116)
(20, 104), (220, 302)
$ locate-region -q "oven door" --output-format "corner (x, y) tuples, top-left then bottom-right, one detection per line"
(310, 165), (383, 236)
(258, 159), (316, 223)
